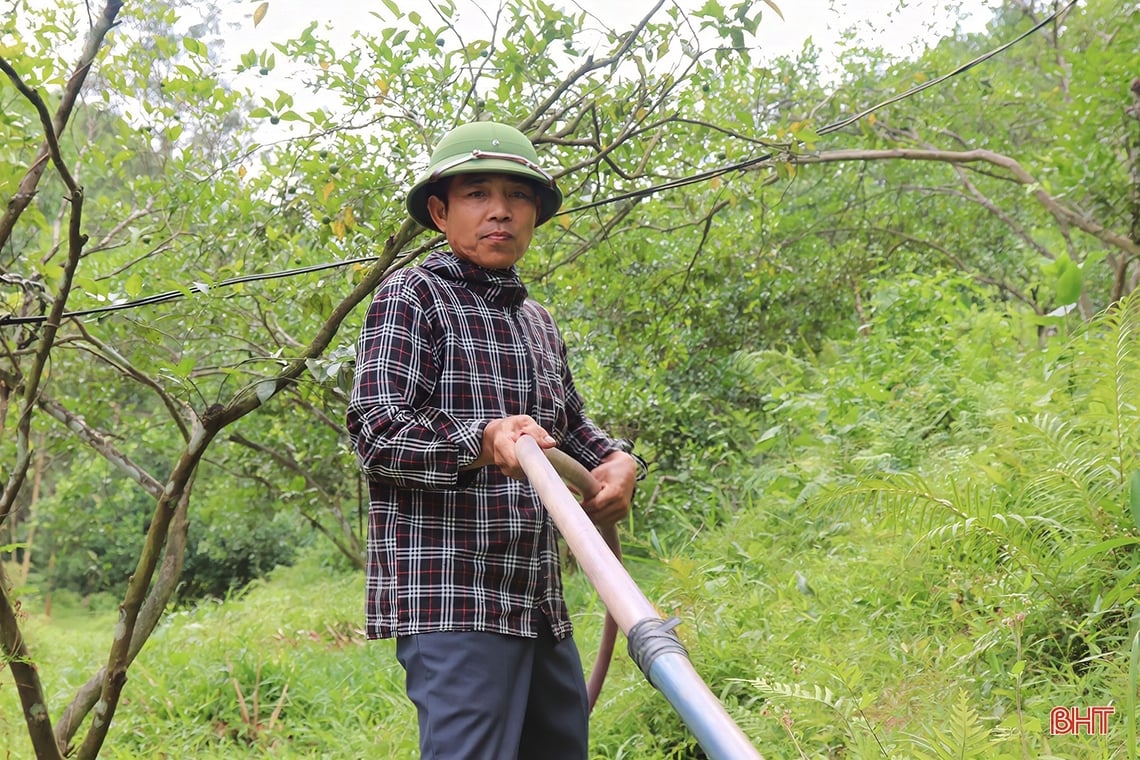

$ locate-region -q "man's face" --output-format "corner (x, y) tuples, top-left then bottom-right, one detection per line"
(426, 173), (539, 270)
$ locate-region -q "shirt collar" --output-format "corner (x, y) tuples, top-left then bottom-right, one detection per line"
(422, 250), (529, 308)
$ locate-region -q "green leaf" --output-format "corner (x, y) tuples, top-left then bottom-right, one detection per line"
(255, 380), (278, 404)
(1055, 260), (1082, 305)
(172, 355), (195, 379)
(182, 37), (207, 58)
(1064, 536), (1140, 569)
(74, 276), (108, 298)
(1130, 471), (1140, 532)
(464, 40), (489, 59)
(696, 0), (725, 21)
(39, 262), (65, 284)
(792, 124), (821, 147)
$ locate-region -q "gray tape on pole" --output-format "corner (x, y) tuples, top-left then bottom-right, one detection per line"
(627, 616), (688, 688)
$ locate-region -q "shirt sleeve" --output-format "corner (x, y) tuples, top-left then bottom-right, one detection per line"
(346, 273), (487, 490)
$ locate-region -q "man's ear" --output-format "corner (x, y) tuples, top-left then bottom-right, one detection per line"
(426, 194), (448, 232)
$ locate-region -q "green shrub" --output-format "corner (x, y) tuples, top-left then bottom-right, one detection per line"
(177, 509), (304, 602)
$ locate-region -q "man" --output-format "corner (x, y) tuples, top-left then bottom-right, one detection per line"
(346, 121), (638, 760)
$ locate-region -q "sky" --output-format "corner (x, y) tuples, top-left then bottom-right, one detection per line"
(197, 0), (1001, 152)
(181, 0), (1002, 169)
(230, 0), (1000, 69)
(6, 0), (1002, 82)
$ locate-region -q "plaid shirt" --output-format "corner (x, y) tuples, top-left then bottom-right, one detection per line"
(347, 250), (621, 641)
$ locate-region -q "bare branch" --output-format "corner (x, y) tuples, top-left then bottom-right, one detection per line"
(0, 58), (80, 193)
(0, 564), (64, 759)
(37, 394), (164, 499)
(537, 199), (638, 279)
(0, 20), (122, 665)
(70, 322), (193, 441)
(217, 434), (365, 566)
(0, 0), (125, 249)
(788, 147), (1140, 261)
(948, 165), (1053, 259)
(517, 0), (666, 134)
(74, 422), (213, 760)
(55, 486), (193, 752)
(650, 200), (732, 345)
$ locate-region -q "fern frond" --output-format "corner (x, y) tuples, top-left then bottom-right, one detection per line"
(747, 678), (845, 713)
(1021, 461), (1122, 525)
(821, 473), (969, 531)
(998, 411), (1134, 566)
(1067, 292), (1140, 478)
(828, 469), (1078, 604)
(903, 689), (999, 760)
(1062, 535), (1140, 570)
(728, 348), (815, 386)
(917, 512), (1067, 556)
(1010, 413), (1098, 465)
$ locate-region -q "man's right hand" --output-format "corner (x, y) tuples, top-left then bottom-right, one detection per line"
(465, 415), (557, 480)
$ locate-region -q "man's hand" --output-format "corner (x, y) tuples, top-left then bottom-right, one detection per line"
(465, 415), (557, 480)
(580, 451), (637, 526)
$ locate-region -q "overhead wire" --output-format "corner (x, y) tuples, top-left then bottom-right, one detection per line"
(0, 0), (1077, 327)
(563, 0), (1076, 215)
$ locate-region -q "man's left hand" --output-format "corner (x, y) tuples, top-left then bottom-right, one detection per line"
(580, 451), (637, 526)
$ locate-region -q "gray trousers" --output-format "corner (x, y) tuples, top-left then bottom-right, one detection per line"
(395, 619), (589, 760)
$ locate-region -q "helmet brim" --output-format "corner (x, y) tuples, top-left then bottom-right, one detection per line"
(406, 159), (563, 232)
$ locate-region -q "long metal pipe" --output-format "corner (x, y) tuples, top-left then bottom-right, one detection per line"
(543, 447), (621, 711)
(517, 436), (763, 760)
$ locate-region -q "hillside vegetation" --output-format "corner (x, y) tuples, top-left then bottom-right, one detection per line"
(2, 0), (1139, 757)
(5, 287), (1138, 758)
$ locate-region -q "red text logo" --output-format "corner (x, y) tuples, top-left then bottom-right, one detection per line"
(1049, 706), (1114, 735)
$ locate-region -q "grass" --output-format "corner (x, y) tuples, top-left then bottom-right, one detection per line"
(2, 556), (417, 759)
(3, 502), (1136, 759)
(102, 559), (417, 760)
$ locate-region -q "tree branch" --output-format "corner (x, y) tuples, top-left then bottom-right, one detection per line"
(517, 0), (667, 135)
(70, 323), (192, 441)
(0, 564), (63, 759)
(0, 0), (125, 249)
(788, 147), (1140, 261)
(74, 425), (212, 760)
(0, 10), (121, 753)
(37, 394), (164, 500)
(55, 485), (193, 753)
(948, 164), (1054, 259)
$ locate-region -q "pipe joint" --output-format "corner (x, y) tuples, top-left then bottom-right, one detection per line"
(627, 616), (687, 688)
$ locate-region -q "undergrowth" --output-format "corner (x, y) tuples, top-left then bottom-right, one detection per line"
(3, 287), (1138, 758)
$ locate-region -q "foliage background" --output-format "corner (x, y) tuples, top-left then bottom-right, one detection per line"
(2, 0), (1140, 757)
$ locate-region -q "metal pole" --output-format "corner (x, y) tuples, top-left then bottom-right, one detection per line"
(517, 436), (763, 760)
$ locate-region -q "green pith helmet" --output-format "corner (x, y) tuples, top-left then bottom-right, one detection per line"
(406, 122), (563, 232)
